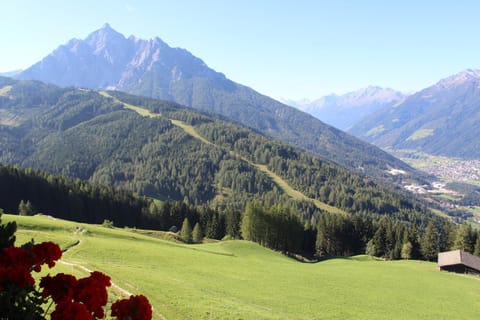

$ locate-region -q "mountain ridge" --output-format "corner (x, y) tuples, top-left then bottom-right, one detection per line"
(17, 24), (420, 184)
(285, 86), (405, 130)
(349, 69), (480, 159)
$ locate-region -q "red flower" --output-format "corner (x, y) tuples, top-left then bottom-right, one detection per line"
(51, 301), (94, 320)
(1, 238), (152, 320)
(0, 247), (35, 290)
(111, 295), (152, 320)
(0, 246), (31, 267)
(40, 273), (77, 302)
(30, 241), (62, 271)
(0, 265), (35, 289)
(41, 271), (112, 318)
(74, 271), (111, 318)
(0, 242), (62, 273)
(88, 271), (111, 287)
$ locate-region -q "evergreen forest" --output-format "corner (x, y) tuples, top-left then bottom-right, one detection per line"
(0, 77), (475, 261)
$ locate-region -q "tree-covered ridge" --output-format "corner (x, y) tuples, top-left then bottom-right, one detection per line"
(0, 78), (431, 224)
(0, 79), (281, 209)
(194, 120), (425, 220)
(105, 91), (433, 221)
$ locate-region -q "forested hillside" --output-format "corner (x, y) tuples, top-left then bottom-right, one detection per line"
(0, 77), (430, 223)
(104, 90), (433, 219)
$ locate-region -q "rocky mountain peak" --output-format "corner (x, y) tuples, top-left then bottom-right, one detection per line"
(85, 23), (127, 51)
(342, 86), (402, 104)
(436, 69), (480, 88)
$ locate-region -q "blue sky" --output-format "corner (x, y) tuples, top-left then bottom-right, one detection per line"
(1, 0), (479, 99)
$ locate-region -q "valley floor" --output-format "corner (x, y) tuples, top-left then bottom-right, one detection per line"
(5, 214), (480, 320)
(397, 151), (480, 183)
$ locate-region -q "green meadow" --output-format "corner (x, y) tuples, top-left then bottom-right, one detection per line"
(4, 214), (480, 320)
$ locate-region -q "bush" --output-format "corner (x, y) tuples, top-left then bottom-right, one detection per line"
(102, 219), (114, 228)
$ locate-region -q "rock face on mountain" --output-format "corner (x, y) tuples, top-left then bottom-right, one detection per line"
(19, 23), (234, 108)
(285, 87), (405, 131)
(349, 69), (480, 159)
(18, 24), (416, 181)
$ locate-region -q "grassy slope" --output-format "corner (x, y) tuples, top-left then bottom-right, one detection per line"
(4, 214), (480, 320)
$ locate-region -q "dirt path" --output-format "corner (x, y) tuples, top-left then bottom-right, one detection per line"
(60, 239), (167, 320)
(59, 260), (134, 297)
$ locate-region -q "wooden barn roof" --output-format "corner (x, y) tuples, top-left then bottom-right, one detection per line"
(438, 250), (480, 272)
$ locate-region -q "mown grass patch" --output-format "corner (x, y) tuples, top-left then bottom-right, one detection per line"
(366, 124), (385, 136)
(0, 85), (12, 96)
(100, 91), (159, 118)
(406, 128), (434, 141)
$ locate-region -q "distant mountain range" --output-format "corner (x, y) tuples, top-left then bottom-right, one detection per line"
(283, 86), (405, 131)
(349, 69), (480, 159)
(16, 23), (417, 183)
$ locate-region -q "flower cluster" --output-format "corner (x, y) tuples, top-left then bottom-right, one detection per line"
(41, 271), (111, 319)
(0, 239), (152, 320)
(111, 294), (153, 320)
(0, 241), (62, 290)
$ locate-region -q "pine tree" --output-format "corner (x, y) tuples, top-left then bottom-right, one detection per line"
(18, 200), (35, 216)
(225, 208), (241, 239)
(205, 214), (219, 239)
(420, 221), (439, 261)
(438, 219), (455, 252)
(241, 202), (260, 241)
(371, 219), (388, 257)
(365, 239), (376, 256)
(453, 224), (475, 253)
(180, 218), (193, 244)
(409, 223), (422, 260)
(192, 223), (203, 244)
(315, 215), (330, 258)
(473, 232), (480, 256)
(401, 241), (413, 260)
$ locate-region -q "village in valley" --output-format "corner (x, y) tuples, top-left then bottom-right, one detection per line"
(421, 159), (480, 183)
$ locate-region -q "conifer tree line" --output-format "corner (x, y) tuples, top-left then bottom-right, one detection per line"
(1, 164), (477, 261)
(0, 165), (231, 239)
(240, 204), (480, 261)
(240, 202), (304, 253)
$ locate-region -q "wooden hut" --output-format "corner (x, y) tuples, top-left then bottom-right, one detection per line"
(438, 250), (480, 275)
